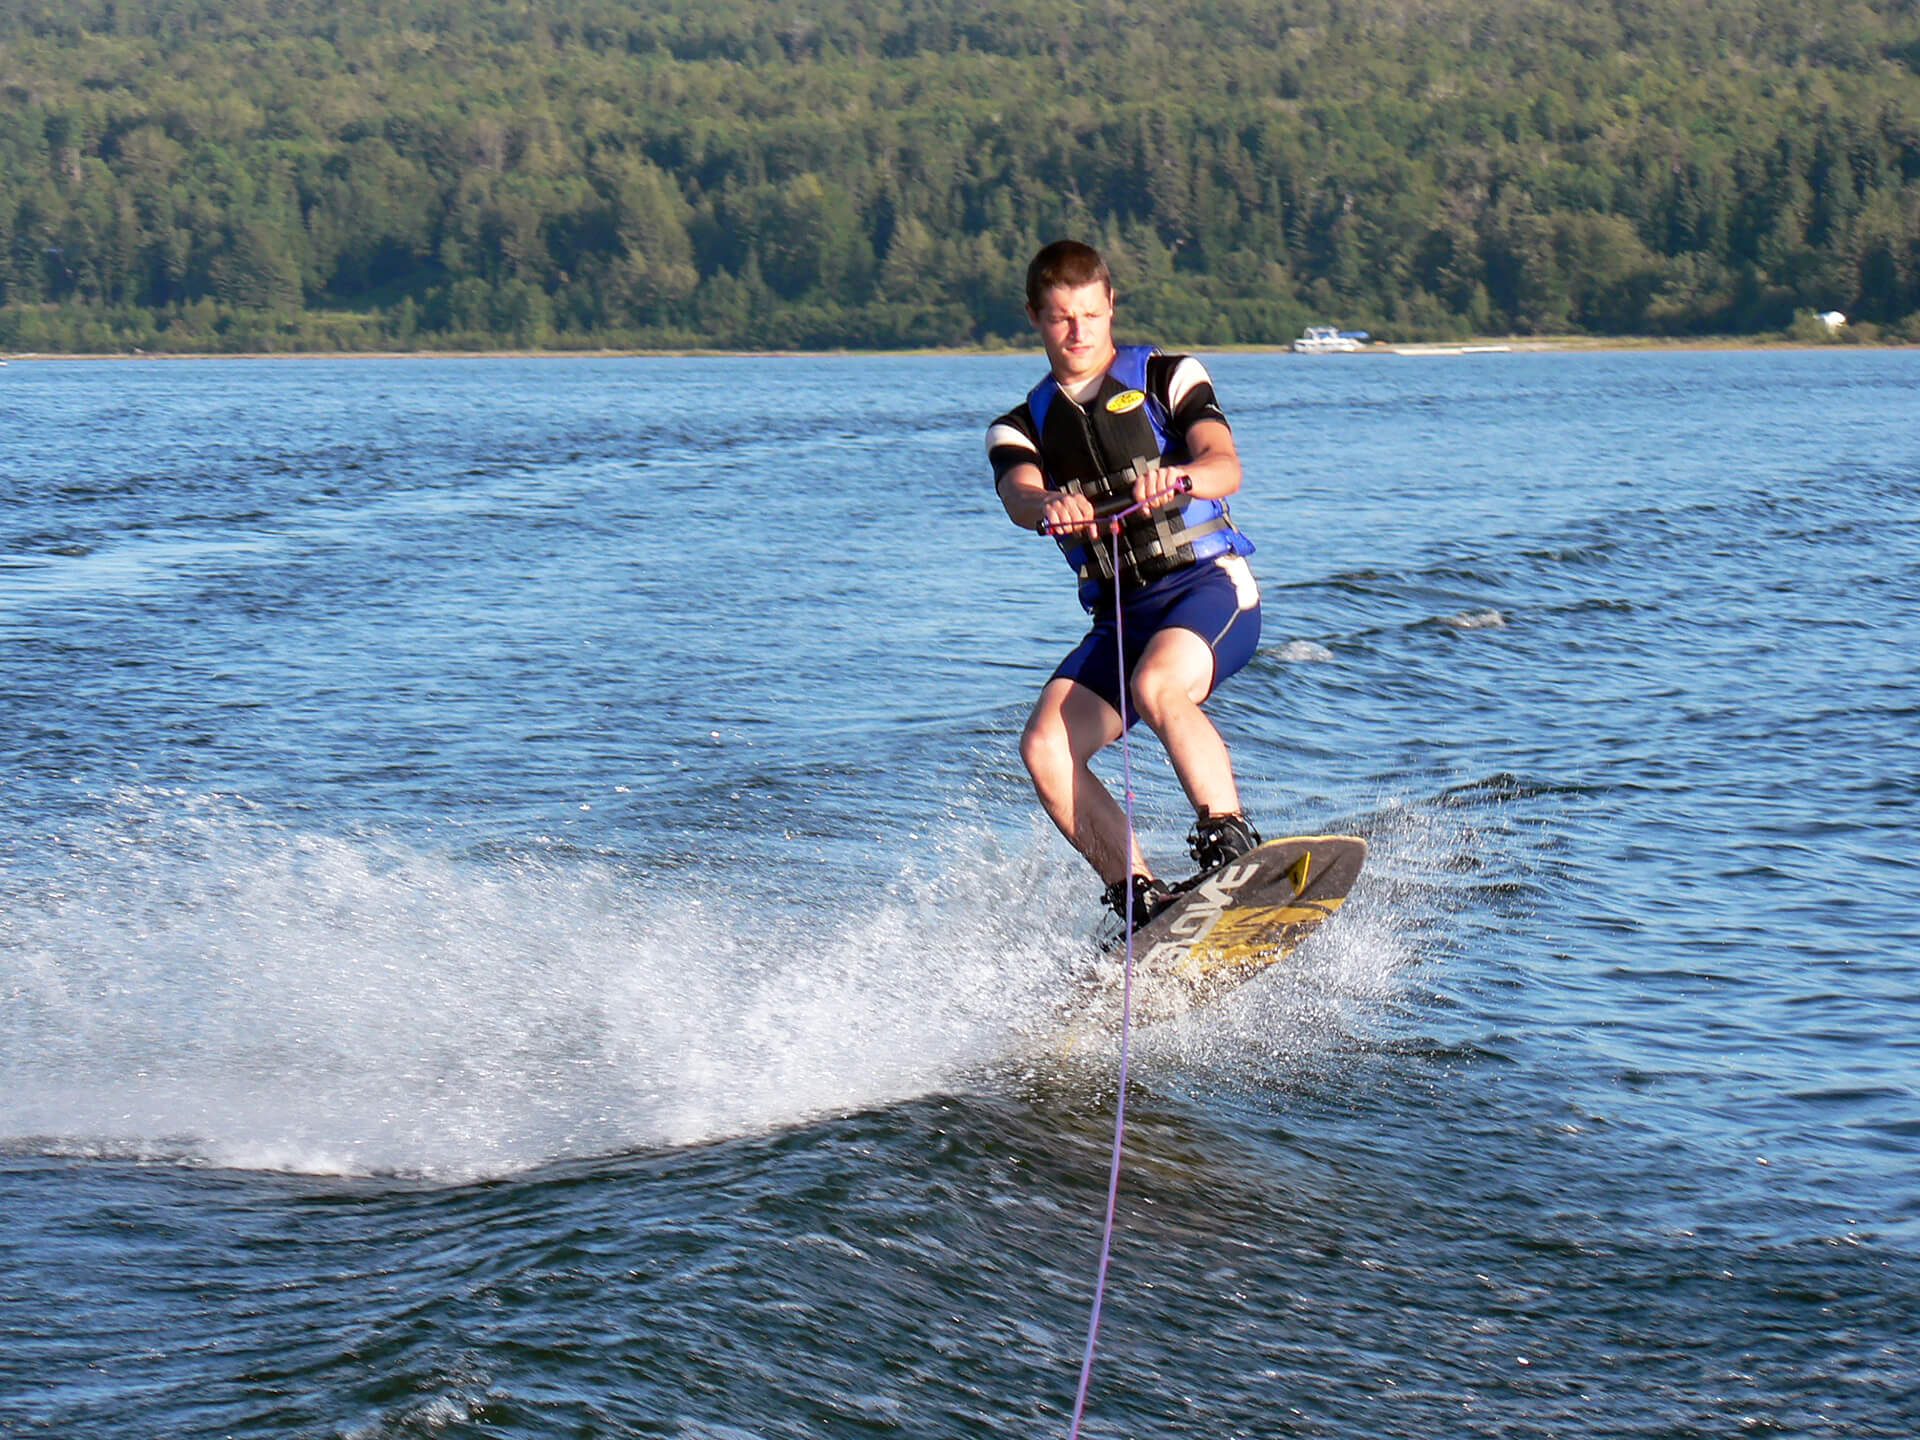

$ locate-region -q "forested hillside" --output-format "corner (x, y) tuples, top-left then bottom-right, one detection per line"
(3, 0), (1919, 351)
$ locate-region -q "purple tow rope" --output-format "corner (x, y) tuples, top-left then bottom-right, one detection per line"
(1066, 513), (1142, 1439)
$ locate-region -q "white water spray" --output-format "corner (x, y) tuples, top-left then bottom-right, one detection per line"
(1, 794), (1078, 1180)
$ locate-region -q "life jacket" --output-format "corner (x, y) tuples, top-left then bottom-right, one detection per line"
(1027, 345), (1251, 609)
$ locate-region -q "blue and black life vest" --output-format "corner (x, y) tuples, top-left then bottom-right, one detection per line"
(1027, 345), (1252, 609)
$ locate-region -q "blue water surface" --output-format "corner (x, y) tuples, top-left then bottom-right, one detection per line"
(2, 349), (1917, 1437)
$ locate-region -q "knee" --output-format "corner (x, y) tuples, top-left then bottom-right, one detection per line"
(1020, 713), (1070, 786)
(1128, 670), (1192, 732)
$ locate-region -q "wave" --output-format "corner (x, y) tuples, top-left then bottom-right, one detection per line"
(0, 796), (1088, 1180)
(1270, 638), (1337, 663)
(0, 785), (1457, 1181)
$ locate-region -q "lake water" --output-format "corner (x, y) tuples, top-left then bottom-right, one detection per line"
(2, 348), (1916, 1437)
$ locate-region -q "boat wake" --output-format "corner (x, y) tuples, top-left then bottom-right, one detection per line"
(0, 792), (1438, 1181)
(0, 795), (1090, 1179)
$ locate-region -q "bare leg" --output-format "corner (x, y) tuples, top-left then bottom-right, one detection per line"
(1126, 626), (1243, 820)
(1019, 677), (1144, 885)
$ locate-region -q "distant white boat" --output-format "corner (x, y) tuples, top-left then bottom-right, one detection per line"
(1291, 325), (1368, 353)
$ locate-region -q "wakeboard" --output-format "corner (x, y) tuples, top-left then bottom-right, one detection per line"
(1076, 833), (1368, 1030)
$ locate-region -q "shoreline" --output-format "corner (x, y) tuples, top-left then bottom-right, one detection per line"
(2, 333), (1907, 363)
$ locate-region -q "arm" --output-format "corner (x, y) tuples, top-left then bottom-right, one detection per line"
(1137, 353), (1242, 507)
(997, 459), (1098, 536)
(990, 405), (1102, 536)
(1136, 417), (1240, 507)
(1000, 421), (1239, 532)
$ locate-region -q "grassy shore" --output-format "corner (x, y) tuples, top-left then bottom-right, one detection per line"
(6, 328), (1915, 363)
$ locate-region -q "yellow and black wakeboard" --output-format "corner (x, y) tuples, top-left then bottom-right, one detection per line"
(1077, 833), (1367, 1031)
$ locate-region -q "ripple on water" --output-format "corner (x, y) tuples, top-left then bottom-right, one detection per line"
(3, 352), (1919, 1437)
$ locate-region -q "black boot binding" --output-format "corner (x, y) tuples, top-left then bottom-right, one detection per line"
(1187, 809), (1261, 875)
(1102, 873), (1174, 931)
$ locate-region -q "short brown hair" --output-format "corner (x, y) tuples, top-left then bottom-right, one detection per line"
(1025, 240), (1112, 313)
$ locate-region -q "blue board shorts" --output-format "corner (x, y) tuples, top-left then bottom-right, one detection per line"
(1052, 553), (1262, 726)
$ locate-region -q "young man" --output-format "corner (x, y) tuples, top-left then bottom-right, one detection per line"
(987, 239), (1264, 929)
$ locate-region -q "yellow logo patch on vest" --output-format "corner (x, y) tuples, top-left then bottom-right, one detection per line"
(1105, 389), (1147, 414)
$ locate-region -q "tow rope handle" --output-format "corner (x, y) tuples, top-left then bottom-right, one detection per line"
(1035, 473), (1192, 536)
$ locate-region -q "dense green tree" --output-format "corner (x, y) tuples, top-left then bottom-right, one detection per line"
(0, 0), (1916, 350)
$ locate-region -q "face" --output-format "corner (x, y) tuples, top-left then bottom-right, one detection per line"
(1028, 280), (1116, 384)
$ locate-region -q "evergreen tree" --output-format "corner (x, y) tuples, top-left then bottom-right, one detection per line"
(0, 0), (1915, 350)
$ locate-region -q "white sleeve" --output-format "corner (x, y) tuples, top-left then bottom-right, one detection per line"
(1164, 355), (1213, 416)
(985, 420), (1038, 459)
